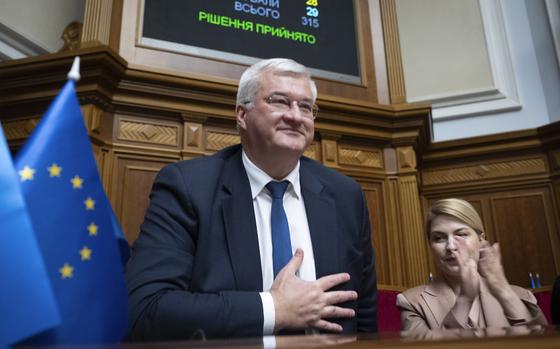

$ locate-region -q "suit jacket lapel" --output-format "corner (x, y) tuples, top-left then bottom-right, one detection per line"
(422, 280), (456, 327)
(221, 149), (263, 291)
(300, 162), (339, 278)
(422, 278), (511, 328)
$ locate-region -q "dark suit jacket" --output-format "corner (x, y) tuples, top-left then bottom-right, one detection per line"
(126, 145), (377, 341)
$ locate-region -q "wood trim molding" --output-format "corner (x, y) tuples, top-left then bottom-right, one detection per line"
(382, 178), (406, 286)
(398, 175), (430, 286)
(0, 47), (127, 109)
(379, 0), (406, 104)
(423, 157), (548, 186)
(1, 117), (40, 141)
(82, 0), (114, 47)
(117, 118), (180, 147)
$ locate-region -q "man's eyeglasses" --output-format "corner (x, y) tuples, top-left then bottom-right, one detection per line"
(262, 94), (319, 120)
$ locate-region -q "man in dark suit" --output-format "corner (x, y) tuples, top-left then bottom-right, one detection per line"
(126, 58), (377, 340)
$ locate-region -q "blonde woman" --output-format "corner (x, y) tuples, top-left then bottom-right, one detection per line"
(397, 198), (547, 332)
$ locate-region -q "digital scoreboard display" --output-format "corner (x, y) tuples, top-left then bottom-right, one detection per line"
(141, 0), (360, 83)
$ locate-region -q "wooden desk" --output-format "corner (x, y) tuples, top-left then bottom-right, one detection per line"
(122, 326), (560, 349)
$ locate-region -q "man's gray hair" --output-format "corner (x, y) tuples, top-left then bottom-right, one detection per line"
(236, 58), (317, 107)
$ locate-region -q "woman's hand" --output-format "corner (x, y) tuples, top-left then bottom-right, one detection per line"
(478, 241), (509, 296)
(453, 236), (480, 300)
(478, 241), (534, 321)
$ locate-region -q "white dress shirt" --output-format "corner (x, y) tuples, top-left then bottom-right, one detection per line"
(241, 150), (316, 335)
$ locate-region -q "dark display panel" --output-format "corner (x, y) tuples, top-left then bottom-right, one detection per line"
(141, 0), (360, 83)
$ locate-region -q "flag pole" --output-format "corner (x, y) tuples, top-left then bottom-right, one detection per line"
(67, 56), (81, 82)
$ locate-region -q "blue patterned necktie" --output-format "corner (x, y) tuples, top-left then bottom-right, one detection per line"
(266, 181), (292, 277)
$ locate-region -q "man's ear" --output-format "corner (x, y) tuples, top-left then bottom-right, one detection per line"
(235, 105), (247, 130)
(480, 232), (486, 241)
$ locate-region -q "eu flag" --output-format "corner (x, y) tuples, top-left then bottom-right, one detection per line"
(14, 65), (128, 344)
(0, 125), (60, 346)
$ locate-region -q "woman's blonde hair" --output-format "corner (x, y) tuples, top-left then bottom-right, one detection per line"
(426, 198), (485, 237)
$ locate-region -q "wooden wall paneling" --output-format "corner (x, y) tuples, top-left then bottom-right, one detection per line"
(468, 197), (496, 243)
(548, 149), (560, 224)
(490, 190), (559, 288)
(555, 179), (560, 222)
(0, 116), (40, 152)
(339, 144), (384, 170)
(422, 155), (549, 193)
(116, 115), (181, 149)
(303, 141), (321, 162)
(91, 142), (109, 191)
(205, 127), (240, 153)
(110, 152), (179, 244)
(110, 109), (184, 243)
(548, 150), (560, 175)
(361, 181), (390, 285)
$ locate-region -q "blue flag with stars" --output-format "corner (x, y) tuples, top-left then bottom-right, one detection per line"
(14, 77), (128, 344)
(0, 124), (60, 346)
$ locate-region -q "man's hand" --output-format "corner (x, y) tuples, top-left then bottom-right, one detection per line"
(269, 248), (358, 333)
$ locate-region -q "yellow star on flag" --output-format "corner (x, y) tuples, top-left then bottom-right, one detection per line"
(80, 246), (92, 261)
(19, 165), (35, 181)
(84, 197), (95, 210)
(71, 175), (84, 189)
(59, 263), (74, 279)
(48, 163), (62, 177)
(87, 222), (98, 236)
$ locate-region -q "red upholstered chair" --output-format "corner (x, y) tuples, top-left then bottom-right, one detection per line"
(532, 286), (552, 324)
(377, 285), (406, 332)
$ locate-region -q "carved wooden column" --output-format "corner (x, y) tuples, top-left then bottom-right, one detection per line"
(382, 173), (407, 286)
(320, 134), (340, 168)
(82, 0), (122, 50)
(384, 146), (430, 287)
(182, 113), (207, 158)
(379, 0), (407, 104)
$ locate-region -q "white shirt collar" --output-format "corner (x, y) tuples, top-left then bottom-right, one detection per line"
(241, 149), (301, 200)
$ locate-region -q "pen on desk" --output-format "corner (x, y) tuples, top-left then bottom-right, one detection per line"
(536, 273), (541, 288)
(529, 272), (535, 289)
